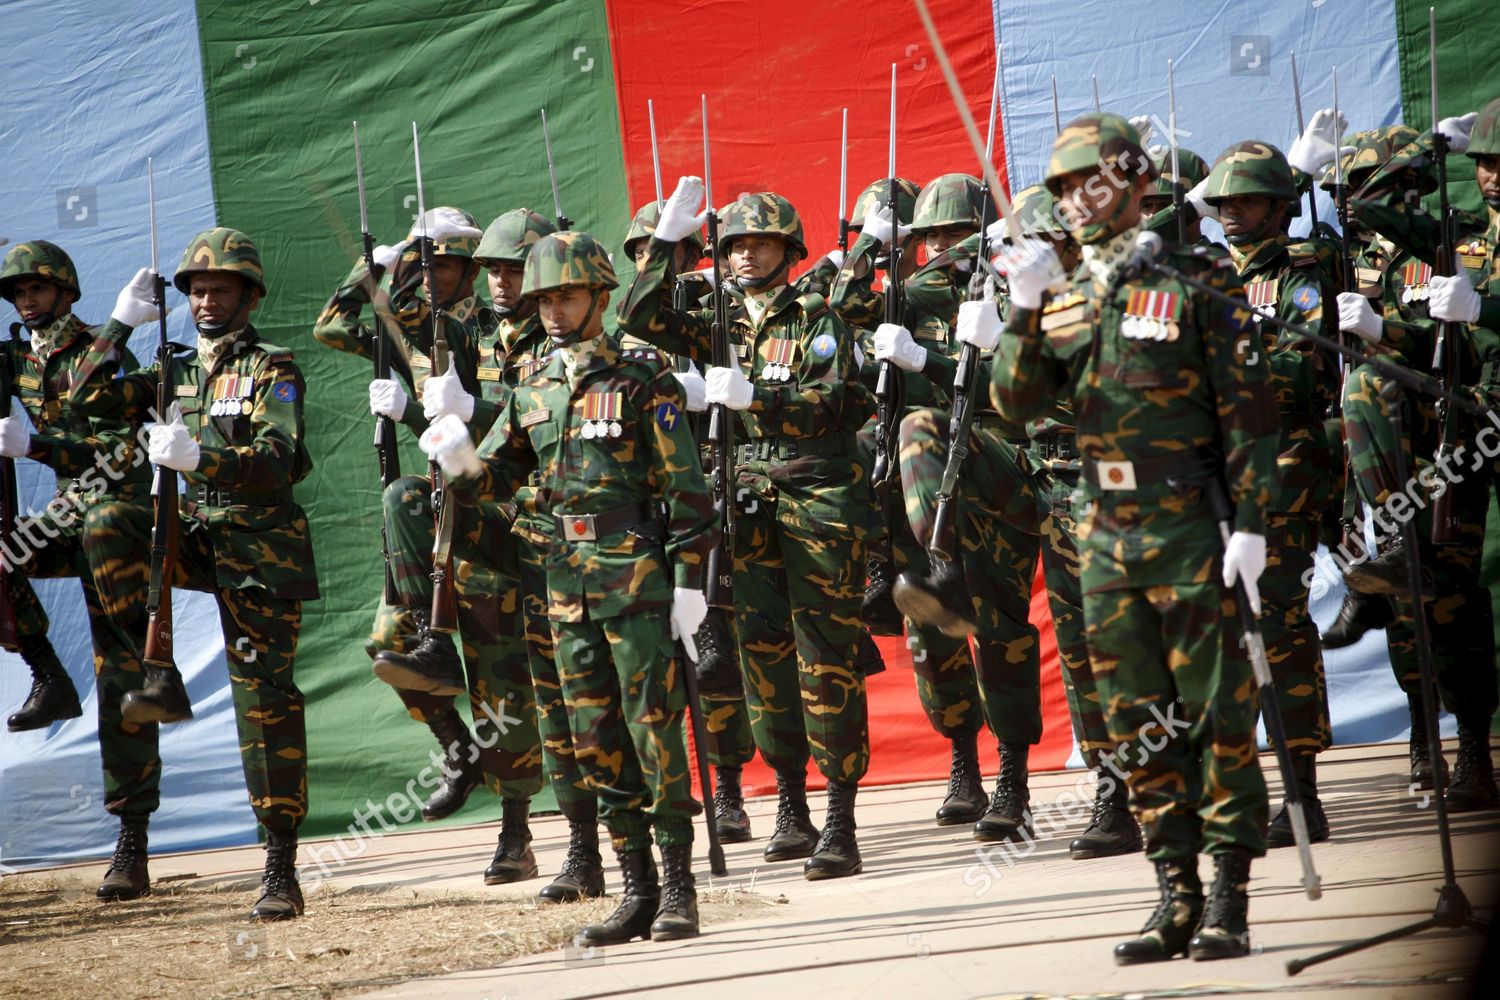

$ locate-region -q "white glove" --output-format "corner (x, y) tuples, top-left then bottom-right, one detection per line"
(1429, 273), (1482, 324)
(873, 323), (927, 372)
(1337, 291), (1384, 345)
(0, 406), (29, 458)
(1222, 531), (1267, 616)
(673, 362), (707, 413)
(705, 365), (755, 410)
(1185, 176), (1219, 221)
(860, 204), (910, 247)
(413, 207), (482, 244)
(1287, 107), (1349, 176)
(655, 176), (709, 244)
(985, 217), (1013, 246)
(419, 413), (481, 479)
(148, 412), (200, 472)
(422, 369), (475, 422)
(824, 248), (846, 271)
(372, 242), (406, 271)
(669, 586), (709, 662)
(1128, 114), (1162, 157)
(369, 378), (408, 419)
(994, 238), (1064, 311)
(1437, 112), (1479, 154)
(111, 267), (162, 327)
(956, 299), (1003, 350)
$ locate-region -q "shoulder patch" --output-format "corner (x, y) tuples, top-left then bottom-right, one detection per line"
(810, 332), (837, 359)
(1290, 285), (1320, 312)
(272, 380), (299, 402)
(654, 400), (682, 431)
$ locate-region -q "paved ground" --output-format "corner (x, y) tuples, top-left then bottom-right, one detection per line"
(37, 741), (1499, 998)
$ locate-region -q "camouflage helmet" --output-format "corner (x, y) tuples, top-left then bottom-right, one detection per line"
(1044, 113), (1158, 195)
(173, 227), (266, 295)
(403, 207), (481, 261)
(719, 193), (807, 258)
(1009, 184), (1067, 238)
(473, 208), (556, 266)
(911, 174), (984, 233)
(1149, 148), (1210, 197)
(1202, 141), (1297, 204)
(623, 201), (706, 256)
(521, 231), (619, 298)
(1467, 97), (1500, 159)
(1315, 126), (1419, 192)
(850, 177), (921, 228)
(0, 240), (81, 303)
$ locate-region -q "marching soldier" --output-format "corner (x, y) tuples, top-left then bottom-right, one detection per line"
(619, 179), (875, 880)
(1141, 149), (1210, 245)
(420, 230), (714, 943)
(985, 115), (1276, 962)
(71, 228), (318, 920)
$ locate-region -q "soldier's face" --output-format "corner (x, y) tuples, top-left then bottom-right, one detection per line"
(486, 262), (526, 311)
(1217, 195), (1283, 241)
(1476, 156), (1500, 206)
(189, 273), (259, 331)
(727, 236), (788, 287)
(923, 225), (977, 260)
(430, 256), (475, 305)
(1055, 169), (1148, 237)
(537, 287), (608, 339)
(9, 277), (73, 326)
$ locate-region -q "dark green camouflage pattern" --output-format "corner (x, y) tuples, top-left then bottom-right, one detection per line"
(1202, 141), (1297, 204)
(474, 208), (556, 266)
(910, 173), (984, 233)
(624, 200), (706, 256)
(720, 193), (807, 258)
(851, 177), (921, 227)
(1467, 97), (1500, 159)
(173, 227), (266, 294)
(0, 240), (81, 301)
(521, 231), (619, 296)
(1150, 148), (1210, 198)
(1045, 114), (1157, 195)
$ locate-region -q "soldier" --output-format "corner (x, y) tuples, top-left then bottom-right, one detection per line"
(618, 179), (874, 880)
(1140, 149), (1210, 245)
(0, 241), (145, 734)
(983, 114), (1276, 962)
(312, 207), (548, 885)
(70, 228), (318, 920)
(796, 178), (922, 302)
(1193, 141), (1339, 846)
(420, 230), (713, 943)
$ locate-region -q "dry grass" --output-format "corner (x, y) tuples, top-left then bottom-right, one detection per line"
(0, 871), (782, 1000)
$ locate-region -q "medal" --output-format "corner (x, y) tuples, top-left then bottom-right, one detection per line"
(609, 421), (622, 438)
(1121, 288), (1181, 341)
(764, 338), (796, 383)
(1401, 261), (1432, 303)
(582, 391), (623, 442)
(1245, 278), (1278, 319)
(581, 421), (597, 439)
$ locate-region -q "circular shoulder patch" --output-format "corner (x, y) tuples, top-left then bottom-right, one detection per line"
(811, 333), (837, 359)
(655, 401), (681, 431)
(273, 380), (298, 402)
(1291, 286), (1320, 312)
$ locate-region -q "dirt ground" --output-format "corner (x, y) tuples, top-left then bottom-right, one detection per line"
(0, 871), (779, 999)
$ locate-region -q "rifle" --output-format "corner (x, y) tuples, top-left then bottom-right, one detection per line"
(838, 108), (850, 255)
(1329, 67), (1362, 548)
(0, 328), (19, 652)
(1092, 74), (1102, 113)
(648, 99), (665, 205)
(412, 122), (459, 635)
(1168, 58), (1187, 247)
(539, 109), (573, 232)
(1428, 7), (1462, 545)
(1289, 51), (1321, 228)
(701, 94), (735, 620)
(869, 64), (905, 504)
(143, 156), (178, 670)
(354, 121), (402, 608)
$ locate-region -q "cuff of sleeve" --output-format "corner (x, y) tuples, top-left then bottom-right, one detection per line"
(1233, 505), (1266, 536)
(195, 444), (229, 480)
(748, 386), (774, 414)
(672, 561), (701, 592)
(24, 433), (55, 464)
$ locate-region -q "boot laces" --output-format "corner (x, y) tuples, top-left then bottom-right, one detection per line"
(1200, 863), (1247, 930)
(109, 825), (147, 873)
(946, 745), (976, 798)
(262, 842), (298, 897)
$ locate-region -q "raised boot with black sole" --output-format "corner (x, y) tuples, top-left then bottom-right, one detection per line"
(96, 817), (151, 901)
(1071, 770), (1142, 859)
(1267, 755), (1330, 847)
(861, 554), (904, 636)
(420, 707), (483, 820)
(1319, 589), (1394, 650)
(484, 797), (539, 884)
(714, 765), (753, 843)
(975, 742), (1033, 843)
(763, 770), (820, 862)
(1446, 714), (1498, 813)
(804, 780), (862, 880)
(121, 665), (192, 725)
(573, 849), (659, 946)
(6, 636), (82, 732)
(371, 609), (466, 696)
(650, 843), (699, 940)
(1188, 848), (1253, 960)
(537, 818), (606, 903)
(251, 830), (304, 920)
(936, 732), (987, 826)
(1114, 858), (1203, 965)
(892, 557), (976, 638)
(1344, 536), (1433, 598)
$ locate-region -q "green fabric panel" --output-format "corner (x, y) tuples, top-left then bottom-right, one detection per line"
(195, 0), (631, 835)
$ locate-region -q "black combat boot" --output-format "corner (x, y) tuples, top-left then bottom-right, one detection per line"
(1188, 848), (1253, 960)
(861, 554), (904, 636)
(251, 829), (304, 920)
(713, 765), (752, 843)
(484, 797), (539, 884)
(1345, 536), (1433, 598)
(420, 707), (483, 821)
(1409, 693), (1448, 791)
(6, 636), (82, 732)
(763, 770), (820, 862)
(1446, 715), (1498, 813)
(120, 665), (192, 724)
(1267, 755), (1330, 847)
(852, 629), (887, 676)
(537, 818), (606, 903)
(1113, 858), (1203, 965)
(1071, 771), (1142, 859)
(975, 742), (1033, 843)
(935, 732), (987, 826)
(371, 609), (466, 696)
(892, 557), (976, 637)
(650, 843), (700, 940)
(1319, 590), (1394, 650)
(96, 817), (150, 901)
(574, 849), (660, 946)
(692, 607), (743, 696)
(804, 780), (862, 880)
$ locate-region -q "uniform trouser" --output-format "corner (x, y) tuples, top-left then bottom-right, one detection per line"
(898, 410), (1043, 746)
(735, 481), (871, 784)
(552, 605), (697, 851)
(1342, 365), (1498, 717)
(85, 500), (307, 831)
(369, 476), (542, 800)
(1258, 513), (1332, 756)
(1085, 579), (1269, 860)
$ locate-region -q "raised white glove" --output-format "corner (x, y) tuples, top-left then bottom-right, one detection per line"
(1337, 291), (1384, 344)
(994, 238), (1064, 311)
(421, 369), (475, 422)
(1222, 531), (1267, 616)
(419, 413), (481, 479)
(823, 248), (846, 271)
(860, 204), (910, 247)
(413, 207), (482, 244)
(372, 242), (406, 271)
(1128, 114), (1162, 157)
(369, 378), (408, 419)
(0, 405), (29, 458)
(956, 299), (1003, 350)
(111, 267), (163, 327)
(1437, 112), (1479, 154)
(148, 412), (200, 472)
(1287, 107), (1348, 176)
(673, 362), (707, 413)
(705, 365), (754, 410)
(655, 176), (710, 244)
(1185, 176), (1219, 221)
(669, 586), (709, 661)
(873, 323), (927, 372)
(1429, 273), (1481, 324)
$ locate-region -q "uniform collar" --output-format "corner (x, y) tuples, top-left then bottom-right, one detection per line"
(198, 325), (253, 375)
(739, 283), (801, 330)
(27, 313), (87, 359)
(1229, 234), (1288, 275)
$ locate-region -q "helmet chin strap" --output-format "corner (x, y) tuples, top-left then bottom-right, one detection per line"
(195, 285), (253, 338)
(547, 289), (604, 347)
(736, 251), (795, 291)
(24, 285), (67, 332)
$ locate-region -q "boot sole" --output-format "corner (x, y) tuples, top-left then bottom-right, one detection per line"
(803, 860), (863, 881)
(716, 826), (754, 844)
(891, 583), (976, 637)
(1114, 948), (1186, 966)
(484, 864), (541, 885)
(763, 844), (818, 862)
(936, 808), (987, 826)
(974, 825), (1033, 843)
(96, 885), (151, 902)
(371, 660), (466, 697)
(651, 926), (700, 940)
(1070, 842), (1142, 860)
(120, 700), (193, 725)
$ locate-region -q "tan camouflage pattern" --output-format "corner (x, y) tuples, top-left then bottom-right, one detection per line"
(720, 192), (807, 257)
(173, 227), (266, 294)
(1045, 113), (1157, 195)
(474, 208), (556, 265)
(0, 240), (81, 301)
(1202, 141), (1297, 204)
(910, 173), (984, 233)
(521, 231), (618, 296)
